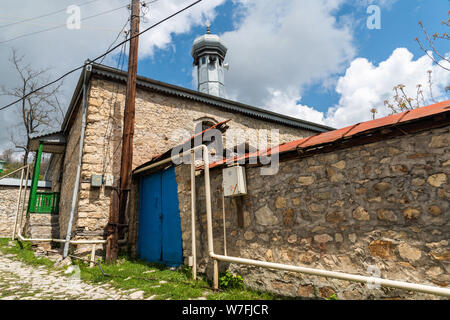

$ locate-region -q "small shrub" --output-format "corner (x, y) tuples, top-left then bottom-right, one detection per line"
(326, 293), (338, 300)
(219, 270), (244, 290)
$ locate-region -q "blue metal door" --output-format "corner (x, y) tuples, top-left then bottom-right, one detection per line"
(138, 166), (183, 266)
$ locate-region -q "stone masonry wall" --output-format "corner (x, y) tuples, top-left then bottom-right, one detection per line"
(58, 98), (83, 241)
(0, 186), (52, 239)
(0, 187), (20, 237)
(175, 125), (449, 299)
(63, 76), (315, 251)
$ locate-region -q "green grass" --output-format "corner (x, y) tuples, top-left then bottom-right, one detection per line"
(0, 238), (281, 300)
(74, 256), (279, 300)
(0, 238), (55, 268)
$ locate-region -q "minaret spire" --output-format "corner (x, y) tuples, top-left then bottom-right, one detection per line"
(191, 23), (228, 98)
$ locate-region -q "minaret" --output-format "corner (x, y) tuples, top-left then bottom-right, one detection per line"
(191, 23), (228, 98)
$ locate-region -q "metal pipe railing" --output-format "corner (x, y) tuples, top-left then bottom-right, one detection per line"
(0, 164), (30, 181)
(11, 165), (28, 239)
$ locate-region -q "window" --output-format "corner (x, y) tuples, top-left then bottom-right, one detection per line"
(201, 56), (206, 65)
(195, 119), (217, 134)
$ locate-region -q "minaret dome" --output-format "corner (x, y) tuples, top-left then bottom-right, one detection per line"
(191, 24), (228, 98)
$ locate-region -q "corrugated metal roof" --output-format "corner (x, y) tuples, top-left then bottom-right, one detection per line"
(133, 119), (231, 174)
(90, 63), (334, 133)
(0, 178), (52, 188)
(29, 131), (63, 140)
(207, 100), (450, 169)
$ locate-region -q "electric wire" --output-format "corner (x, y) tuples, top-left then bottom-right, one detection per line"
(0, 0), (202, 112)
(101, 37), (128, 177)
(0, 0), (105, 29)
(0, 3), (130, 45)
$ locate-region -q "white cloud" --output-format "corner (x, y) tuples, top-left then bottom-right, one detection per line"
(0, 0), (225, 152)
(265, 89), (326, 125)
(221, 0), (355, 110)
(269, 48), (450, 129)
(325, 48), (450, 128)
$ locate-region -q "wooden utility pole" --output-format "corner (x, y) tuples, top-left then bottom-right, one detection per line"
(106, 0), (140, 263)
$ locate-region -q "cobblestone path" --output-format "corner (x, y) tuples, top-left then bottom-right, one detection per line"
(0, 253), (151, 300)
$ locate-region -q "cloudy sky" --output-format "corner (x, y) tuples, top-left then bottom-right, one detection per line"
(0, 0), (449, 153)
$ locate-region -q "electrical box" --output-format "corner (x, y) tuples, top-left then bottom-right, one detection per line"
(223, 166), (247, 197)
(104, 175), (114, 187)
(91, 175), (102, 188)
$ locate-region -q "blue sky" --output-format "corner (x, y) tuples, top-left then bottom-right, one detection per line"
(136, 0), (449, 122)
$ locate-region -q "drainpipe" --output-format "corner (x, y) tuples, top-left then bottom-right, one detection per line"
(190, 150), (197, 280)
(63, 63), (91, 257)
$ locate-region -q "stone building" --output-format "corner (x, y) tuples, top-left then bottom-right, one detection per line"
(7, 27), (449, 299)
(31, 28), (330, 256)
(0, 178), (52, 238)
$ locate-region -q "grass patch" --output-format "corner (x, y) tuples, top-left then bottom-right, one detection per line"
(0, 238), (54, 268)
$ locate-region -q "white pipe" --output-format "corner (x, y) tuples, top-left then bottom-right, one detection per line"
(17, 165), (30, 237)
(210, 253), (450, 297)
(222, 191), (227, 256)
(0, 164), (30, 181)
(63, 65), (90, 257)
(12, 166), (25, 240)
(202, 168), (450, 297)
(90, 244), (96, 268)
(190, 150), (197, 280)
(17, 232), (107, 245)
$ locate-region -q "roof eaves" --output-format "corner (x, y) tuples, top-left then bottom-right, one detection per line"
(90, 63), (334, 133)
(206, 100), (450, 170)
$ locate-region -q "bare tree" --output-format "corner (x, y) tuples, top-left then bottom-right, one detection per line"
(369, 70), (438, 117)
(415, 11), (449, 71)
(0, 148), (14, 163)
(1, 48), (64, 165)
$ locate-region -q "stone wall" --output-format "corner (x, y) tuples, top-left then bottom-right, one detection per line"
(0, 187), (20, 238)
(0, 186), (53, 239)
(61, 76), (316, 249)
(58, 98), (83, 241)
(174, 125), (449, 299)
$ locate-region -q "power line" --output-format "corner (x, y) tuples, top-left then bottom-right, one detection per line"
(0, 0), (202, 112)
(99, 18), (130, 64)
(0, 3), (130, 45)
(0, 16), (120, 32)
(0, 0), (105, 29)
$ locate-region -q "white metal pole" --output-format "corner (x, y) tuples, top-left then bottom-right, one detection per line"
(210, 253), (450, 297)
(222, 191), (227, 256)
(17, 165), (30, 236)
(190, 150), (197, 280)
(12, 166), (25, 240)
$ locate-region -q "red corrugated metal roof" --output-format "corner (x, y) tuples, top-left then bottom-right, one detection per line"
(208, 100), (450, 169)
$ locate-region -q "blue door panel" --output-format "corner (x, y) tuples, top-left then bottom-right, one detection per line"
(161, 167), (183, 266)
(138, 166), (183, 267)
(138, 172), (162, 262)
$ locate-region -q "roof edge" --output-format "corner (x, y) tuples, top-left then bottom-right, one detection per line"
(88, 63), (334, 133)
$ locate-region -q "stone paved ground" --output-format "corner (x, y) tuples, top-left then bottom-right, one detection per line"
(0, 253), (153, 300)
